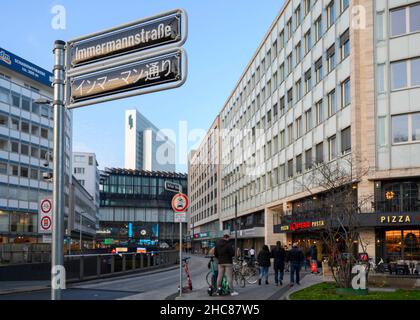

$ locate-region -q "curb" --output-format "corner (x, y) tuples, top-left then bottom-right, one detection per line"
(0, 285), (49, 296)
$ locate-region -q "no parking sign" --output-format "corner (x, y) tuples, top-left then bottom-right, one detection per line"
(38, 197), (53, 234)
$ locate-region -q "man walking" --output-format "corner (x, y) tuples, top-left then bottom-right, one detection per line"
(271, 241), (286, 286)
(249, 247), (256, 266)
(288, 243), (304, 286)
(214, 232), (238, 296)
(309, 243), (319, 274)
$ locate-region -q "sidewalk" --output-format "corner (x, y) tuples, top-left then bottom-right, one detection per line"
(279, 273), (325, 300)
(0, 281), (50, 295)
(173, 271), (315, 301)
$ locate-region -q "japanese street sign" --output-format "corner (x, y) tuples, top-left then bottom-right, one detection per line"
(165, 181), (182, 193)
(172, 193), (189, 213)
(67, 9), (187, 69)
(39, 197), (53, 234)
(67, 48), (186, 109)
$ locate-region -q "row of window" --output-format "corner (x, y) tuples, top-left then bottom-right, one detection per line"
(0, 113), (52, 139)
(390, 3), (420, 37)
(0, 86), (53, 119)
(392, 112), (420, 144)
(390, 57), (420, 91)
(0, 136), (51, 161)
(0, 159), (50, 180)
(190, 204), (218, 224)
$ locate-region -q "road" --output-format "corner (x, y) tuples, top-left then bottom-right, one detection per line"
(0, 255), (209, 300)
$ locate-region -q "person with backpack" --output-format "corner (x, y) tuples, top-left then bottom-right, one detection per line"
(271, 241), (286, 286)
(257, 245), (271, 285)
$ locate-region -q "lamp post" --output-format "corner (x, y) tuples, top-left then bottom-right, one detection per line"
(234, 195), (238, 259)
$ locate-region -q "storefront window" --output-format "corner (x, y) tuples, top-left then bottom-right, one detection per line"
(385, 230), (420, 261)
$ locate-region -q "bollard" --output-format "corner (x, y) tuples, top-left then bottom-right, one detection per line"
(147, 254), (151, 268)
(132, 253), (136, 270)
(111, 255), (115, 273)
(97, 256), (101, 276)
(122, 254), (126, 272)
(140, 253), (144, 268)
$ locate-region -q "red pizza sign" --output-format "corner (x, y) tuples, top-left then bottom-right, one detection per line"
(171, 193), (189, 212)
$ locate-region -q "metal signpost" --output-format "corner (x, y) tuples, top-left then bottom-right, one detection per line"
(171, 193), (188, 297)
(50, 9), (188, 300)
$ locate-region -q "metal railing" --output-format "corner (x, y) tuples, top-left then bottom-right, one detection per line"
(63, 251), (178, 282)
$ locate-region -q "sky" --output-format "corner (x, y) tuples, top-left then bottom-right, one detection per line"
(0, 0), (285, 172)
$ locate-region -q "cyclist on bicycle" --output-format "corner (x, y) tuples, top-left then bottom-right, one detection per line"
(214, 232), (238, 296)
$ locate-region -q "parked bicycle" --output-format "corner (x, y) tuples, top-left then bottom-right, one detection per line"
(234, 257), (258, 285)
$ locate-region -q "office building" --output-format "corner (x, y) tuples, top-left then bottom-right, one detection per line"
(188, 117), (222, 253)
(0, 47), (73, 243)
(189, 0), (420, 261)
(124, 109), (175, 172)
(98, 168), (187, 247)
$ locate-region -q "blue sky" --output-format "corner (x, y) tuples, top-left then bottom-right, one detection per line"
(0, 0), (285, 172)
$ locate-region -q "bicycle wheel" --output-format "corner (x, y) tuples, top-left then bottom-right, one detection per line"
(233, 271), (246, 288)
(206, 271), (213, 286)
(244, 267), (259, 284)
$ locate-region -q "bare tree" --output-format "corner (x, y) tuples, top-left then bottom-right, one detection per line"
(295, 154), (373, 288)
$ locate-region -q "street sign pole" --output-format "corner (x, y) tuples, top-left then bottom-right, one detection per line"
(52, 40), (66, 301)
(179, 220), (182, 298)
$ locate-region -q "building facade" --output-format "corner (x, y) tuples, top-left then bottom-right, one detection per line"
(188, 117), (222, 253)
(72, 152), (100, 228)
(124, 109), (175, 172)
(0, 47), (73, 244)
(98, 168), (187, 248)
(189, 0), (420, 261)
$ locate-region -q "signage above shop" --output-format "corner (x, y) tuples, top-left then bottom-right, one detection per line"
(279, 220), (325, 232)
(378, 214), (420, 225)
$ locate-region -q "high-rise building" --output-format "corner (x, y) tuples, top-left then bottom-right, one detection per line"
(189, 0), (420, 261)
(0, 47), (73, 243)
(124, 109), (175, 172)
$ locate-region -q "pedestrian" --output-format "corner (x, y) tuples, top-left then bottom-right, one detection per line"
(271, 241), (286, 286)
(288, 242), (304, 286)
(309, 243), (319, 274)
(257, 245), (271, 285)
(214, 232), (238, 296)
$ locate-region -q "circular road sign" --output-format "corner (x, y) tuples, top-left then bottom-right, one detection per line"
(40, 199), (52, 214)
(171, 193), (189, 212)
(41, 216), (52, 230)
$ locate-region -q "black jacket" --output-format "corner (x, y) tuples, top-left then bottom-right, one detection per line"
(257, 249), (271, 267)
(310, 246), (318, 260)
(288, 247), (304, 264)
(271, 246), (286, 267)
(214, 239), (235, 264)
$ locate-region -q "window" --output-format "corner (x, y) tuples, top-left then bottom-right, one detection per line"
(378, 116), (387, 146)
(280, 130), (285, 149)
(279, 164), (285, 182)
(340, 0), (349, 12)
(295, 42), (302, 63)
(279, 63), (285, 82)
(11, 164), (18, 176)
(21, 97), (30, 112)
(315, 58), (323, 83)
(316, 142), (324, 164)
(327, 1), (335, 28)
(0, 138), (7, 151)
(11, 141), (19, 153)
(21, 121), (29, 133)
(41, 127), (49, 139)
(341, 78), (351, 107)
(341, 126), (351, 153)
(11, 117), (19, 130)
(287, 124), (293, 145)
(280, 96), (285, 115)
(287, 88), (293, 107)
(296, 79), (302, 100)
(340, 29), (350, 60)
(315, 100), (323, 125)
(11, 92), (20, 108)
(304, 30), (312, 54)
(328, 135), (337, 160)
(30, 168), (38, 180)
(31, 146), (39, 158)
(304, 69), (312, 93)
(0, 114), (7, 127)
(0, 87), (9, 104)
(273, 72), (278, 92)
(295, 5), (301, 29)
(20, 166), (29, 178)
(20, 144), (29, 156)
(31, 124), (39, 136)
(288, 159), (294, 178)
(296, 154), (302, 174)
(391, 58), (420, 90)
(272, 41), (277, 60)
(377, 63), (386, 93)
(412, 58), (420, 86)
(304, 0), (311, 16)
(0, 161), (7, 175)
(296, 116), (302, 138)
(315, 16), (322, 42)
(32, 101), (40, 115)
(287, 54), (293, 74)
(327, 45), (336, 73)
(305, 108), (312, 132)
(287, 19), (292, 40)
(305, 148), (313, 170)
(279, 31), (285, 50)
(390, 4), (420, 37)
(392, 113), (420, 143)
(328, 89), (337, 116)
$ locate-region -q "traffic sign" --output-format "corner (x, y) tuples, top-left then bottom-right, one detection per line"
(67, 9), (187, 69)
(67, 48), (186, 109)
(38, 196), (53, 234)
(171, 193), (189, 212)
(174, 212), (187, 223)
(165, 181), (182, 193)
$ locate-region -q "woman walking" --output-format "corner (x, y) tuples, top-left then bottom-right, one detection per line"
(257, 245), (271, 285)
